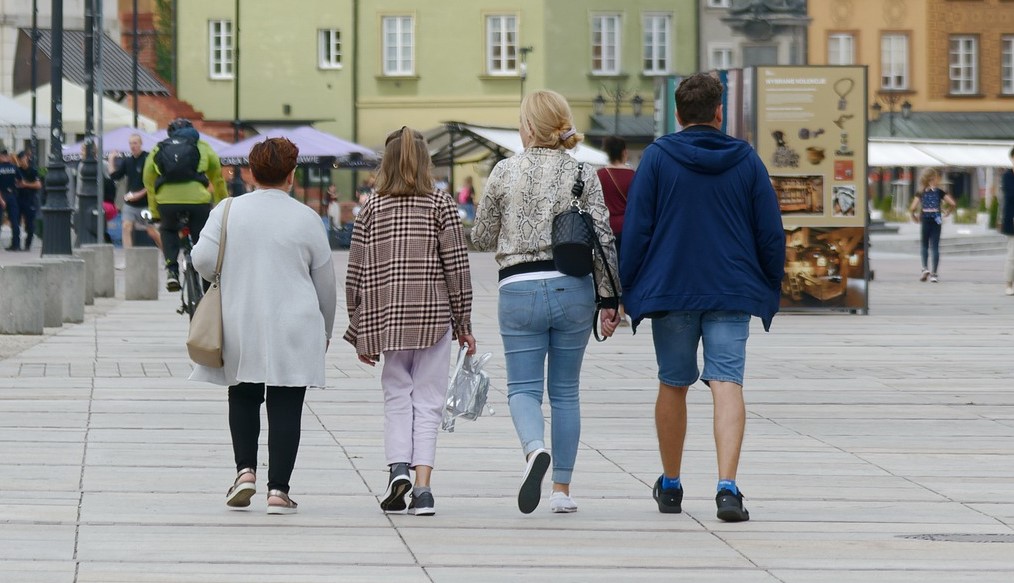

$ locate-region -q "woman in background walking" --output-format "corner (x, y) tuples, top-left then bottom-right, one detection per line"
(909, 168), (956, 283)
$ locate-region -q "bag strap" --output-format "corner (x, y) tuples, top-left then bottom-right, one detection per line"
(213, 198), (234, 282)
(589, 227), (619, 343)
(570, 163), (586, 205)
(604, 168), (628, 203)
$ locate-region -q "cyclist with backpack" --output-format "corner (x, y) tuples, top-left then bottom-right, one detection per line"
(142, 118), (228, 291)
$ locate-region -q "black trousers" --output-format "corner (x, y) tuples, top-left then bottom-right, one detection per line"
(158, 203), (210, 272)
(228, 383), (307, 493)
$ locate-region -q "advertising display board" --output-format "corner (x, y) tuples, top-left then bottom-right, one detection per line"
(754, 66), (869, 314)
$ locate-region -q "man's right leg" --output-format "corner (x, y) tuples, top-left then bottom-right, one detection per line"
(157, 205), (182, 291)
(656, 383), (689, 479)
(650, 311), (701, 513)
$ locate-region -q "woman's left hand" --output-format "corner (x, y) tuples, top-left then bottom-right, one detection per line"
(599, 309), (620, 338)
(459, 334), (477, 356)
(358, 353), (379, 366)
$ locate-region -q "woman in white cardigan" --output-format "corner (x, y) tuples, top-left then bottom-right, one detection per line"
(190, 137), (337, 515)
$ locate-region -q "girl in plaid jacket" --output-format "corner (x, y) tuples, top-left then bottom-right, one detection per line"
(344, 126), (477, 516)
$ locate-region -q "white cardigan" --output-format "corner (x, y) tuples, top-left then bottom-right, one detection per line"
(188, 189), (337, 388)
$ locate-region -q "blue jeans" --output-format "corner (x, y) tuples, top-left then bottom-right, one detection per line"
(498, 275), (594, 484)
(920, 214), (942, 273)
(651, 310), (751, 387)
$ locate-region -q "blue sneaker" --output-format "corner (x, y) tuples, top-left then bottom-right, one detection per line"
(653, 476), (683, 514)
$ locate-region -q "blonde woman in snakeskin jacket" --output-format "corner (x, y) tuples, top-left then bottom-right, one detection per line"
(471, 90), (619, 515)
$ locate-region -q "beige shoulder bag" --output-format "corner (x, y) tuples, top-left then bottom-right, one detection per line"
(187, 198), (234, 368)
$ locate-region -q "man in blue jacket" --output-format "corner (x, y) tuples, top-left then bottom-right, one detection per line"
(621, 73), (785, 522)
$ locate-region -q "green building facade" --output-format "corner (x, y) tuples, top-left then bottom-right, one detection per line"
(174, 0), (698, 174)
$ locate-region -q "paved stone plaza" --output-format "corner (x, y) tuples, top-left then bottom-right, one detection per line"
(1, 233), (1013, 582)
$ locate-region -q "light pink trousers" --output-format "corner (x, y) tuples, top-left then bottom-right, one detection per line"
(381, 328), (452, 468)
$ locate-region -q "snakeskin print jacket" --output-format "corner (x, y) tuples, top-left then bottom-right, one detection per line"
(471, 147), (619, 300)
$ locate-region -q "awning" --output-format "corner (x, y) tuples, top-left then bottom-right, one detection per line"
(868, 141), (946, 167)
(868, 139), (1012, 168)
(15, 80), (158, 136)
(430, 122), (609, 167)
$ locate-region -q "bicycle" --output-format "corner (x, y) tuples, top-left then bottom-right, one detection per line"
(176, 212), (204, 320)
(140, 209), (204, 320)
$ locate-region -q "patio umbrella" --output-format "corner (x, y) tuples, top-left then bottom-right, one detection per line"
(62, 126), (159, 161)
(217, 126), (379, 168)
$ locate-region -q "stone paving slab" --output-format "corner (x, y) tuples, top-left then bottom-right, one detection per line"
(2, 248), (1014, 581)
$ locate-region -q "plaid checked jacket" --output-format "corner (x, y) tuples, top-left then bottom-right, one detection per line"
(343, 190), (473, 356)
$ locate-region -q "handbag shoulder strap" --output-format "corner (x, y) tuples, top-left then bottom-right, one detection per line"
(213, 198), (234, 278)
(604, 168), (628, 203)
(570, 162), (586, 203)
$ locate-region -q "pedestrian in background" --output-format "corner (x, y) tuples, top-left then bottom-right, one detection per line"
(108, 134), (162, 250)
(1001, 146), (1014, 296)
(472, 90), (620, 515)
(1, 149), (21, 251)
(14, 151), (42, 252)
(190, 137), (337, 515)
(909, 168), (956, 283)
(597, 135), (634, 325)
(621, 73), (785, 522)
(344, 126), (475, 517)
(457, 176), (476, 222)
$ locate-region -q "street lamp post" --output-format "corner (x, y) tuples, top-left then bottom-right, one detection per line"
(593, 84), (645, 139)
(230, 0), (245, 196)
(76, 0), (100, 246)
(41, 0), (73, 255)
(871, 92), (912, 137)
(30, 0), (39, 163)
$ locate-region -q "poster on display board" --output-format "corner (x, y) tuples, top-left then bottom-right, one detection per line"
(754, 66), (869, 314)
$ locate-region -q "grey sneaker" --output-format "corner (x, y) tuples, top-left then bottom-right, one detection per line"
(408, 491), (435, 516)
(380, 463), (412, 513)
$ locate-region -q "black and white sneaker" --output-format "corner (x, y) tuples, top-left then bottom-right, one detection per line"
(408, 491), (435, 516)
(380, 463), (412, 513)
(518, 448), (551, 514)
(716, 488), (750, 522)
(166, 271), (181, 292)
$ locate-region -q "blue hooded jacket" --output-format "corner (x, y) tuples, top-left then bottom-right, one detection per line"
(620, 125), (785, 331)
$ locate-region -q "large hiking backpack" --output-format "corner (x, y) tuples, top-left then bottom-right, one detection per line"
(153, 136), (209, 190)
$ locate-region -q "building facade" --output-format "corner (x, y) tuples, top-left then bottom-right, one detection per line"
(697, 0), (809, 71)
(808, 0), (1014, 207)
(356, 0), (696, 151)
(172, 0), (696, 151)
(174, 0), (356, 143)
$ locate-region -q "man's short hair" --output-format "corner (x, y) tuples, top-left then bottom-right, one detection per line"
(675, 73), (724, 125)
(1009, 145), (1014, 158)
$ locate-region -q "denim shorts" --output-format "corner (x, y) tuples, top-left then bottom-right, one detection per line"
(650, 310), (751, 387)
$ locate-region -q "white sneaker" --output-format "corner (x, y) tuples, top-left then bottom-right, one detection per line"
(1006, 285), (1014, 296)
(549, 491), (578, 513)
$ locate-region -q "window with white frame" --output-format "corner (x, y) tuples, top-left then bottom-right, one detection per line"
(949, 35), (978, 95)
(487, 15), (518, 75)
(1003, 36), (1014, 95)
(643, 13), (671, 74)
(880, 33), (908, 90)
(707, 0), (731, 7)
(209, 20), (233, 80)
(319, 29), (342, 69)
(709, 45), (733, 70)
(382, 15), (414, 76)
(827, 33), (855, 65)
(592, 14), (621, 75)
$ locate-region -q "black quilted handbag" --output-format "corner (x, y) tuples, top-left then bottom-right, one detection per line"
(551, 163), (596, 277)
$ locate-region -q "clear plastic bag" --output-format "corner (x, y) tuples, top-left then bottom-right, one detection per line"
(441, 346), (495, 432)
